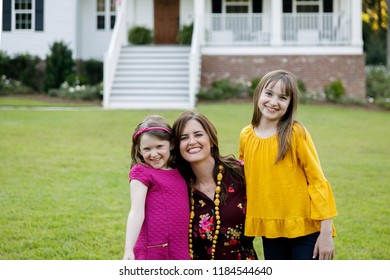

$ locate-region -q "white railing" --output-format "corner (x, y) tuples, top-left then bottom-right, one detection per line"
(204, 12), (351, 46)
(103, 0), (127, 108)
(188, 0), (204, 109)
(205, 14), (270, 45)
(283, 13), (351, 45)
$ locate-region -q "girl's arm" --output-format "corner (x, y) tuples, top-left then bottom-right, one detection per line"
(123, 179), (148, 260)
(313, 219), (334, 260)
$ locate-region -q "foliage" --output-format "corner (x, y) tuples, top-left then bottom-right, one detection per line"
(44, 41), (75, 91)
(177, 23), (193, 45)
(197, 79), (242, 100)
(324, 80), (346, 103)
(362, 0), (388, 65)
(0, 75), (32, 95)
(48, 81), (103, 100)
(366, 65), (390, 108)
(128, 26), (153, 45)
(0, 51), (43, 92)
(0, 104), (389, 259)
(247, 77), (261, 97)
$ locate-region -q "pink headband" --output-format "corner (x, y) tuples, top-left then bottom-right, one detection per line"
(133, 127), (172, 141)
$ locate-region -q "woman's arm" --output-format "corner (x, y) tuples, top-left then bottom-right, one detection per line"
(123, 179), (148, 260)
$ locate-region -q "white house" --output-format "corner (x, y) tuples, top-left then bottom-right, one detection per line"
(1, 0), (364, 109)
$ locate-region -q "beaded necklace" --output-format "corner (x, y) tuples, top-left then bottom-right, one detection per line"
(189, 164), (224, 260)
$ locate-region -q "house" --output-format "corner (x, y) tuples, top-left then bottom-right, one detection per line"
(1, 0), (364, 109)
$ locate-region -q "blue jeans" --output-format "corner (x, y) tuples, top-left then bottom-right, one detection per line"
(262, 232), (320, 260)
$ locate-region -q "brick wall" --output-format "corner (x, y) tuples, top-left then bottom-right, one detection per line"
(200, 55), (366, 99)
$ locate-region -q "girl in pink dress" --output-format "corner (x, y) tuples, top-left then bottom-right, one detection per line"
(123, 115), (190, 260)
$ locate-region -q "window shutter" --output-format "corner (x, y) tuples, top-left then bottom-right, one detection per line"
(3, 0), (12, 31)
(212, 0), (222, 13)
(35, 0), (44, 31)
(253, 0), (262, 13)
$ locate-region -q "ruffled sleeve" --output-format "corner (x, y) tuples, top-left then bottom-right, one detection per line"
(294, 124), (338, 220)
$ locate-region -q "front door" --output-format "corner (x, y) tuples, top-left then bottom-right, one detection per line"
(154, 0), (179, 44)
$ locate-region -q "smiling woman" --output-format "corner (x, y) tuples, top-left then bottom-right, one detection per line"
(172, 111), (258, 260)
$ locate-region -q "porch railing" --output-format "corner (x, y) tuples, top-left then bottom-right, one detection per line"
(103, 0), (127, 108)
(204, 13), (351, 46)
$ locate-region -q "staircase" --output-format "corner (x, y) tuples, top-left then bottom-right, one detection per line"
(106, 45), (192, 109)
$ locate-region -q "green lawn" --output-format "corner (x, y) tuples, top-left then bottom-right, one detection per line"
(0, 101), (389, 260)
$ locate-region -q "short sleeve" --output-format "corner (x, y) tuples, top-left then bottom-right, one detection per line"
(129, 164), (153, 188)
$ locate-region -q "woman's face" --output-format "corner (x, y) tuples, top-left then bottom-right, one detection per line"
(178, 119), (212, 164)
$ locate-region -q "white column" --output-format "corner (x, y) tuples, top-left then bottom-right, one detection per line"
(271, 0), (282, 46)
(351, 0), (363, 48)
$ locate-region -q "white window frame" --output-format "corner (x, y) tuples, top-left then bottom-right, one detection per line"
(13, 0), (35, 31)
(96, 0), (116, 31)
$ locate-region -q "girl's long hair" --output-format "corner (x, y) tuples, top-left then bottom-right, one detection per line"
(251, 69), (300, 163)
(172, 111), (245, 203)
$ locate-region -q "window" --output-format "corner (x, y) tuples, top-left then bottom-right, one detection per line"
(295, 0), (321, 13)
(225, 0), (250, 14)
(96, 0), (116, 30)
(15, 0), (33, 30)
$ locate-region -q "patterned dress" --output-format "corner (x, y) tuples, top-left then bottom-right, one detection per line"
(190, 169), (257, 260)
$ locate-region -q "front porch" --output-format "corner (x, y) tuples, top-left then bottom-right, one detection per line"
(103, 0), (363, 109)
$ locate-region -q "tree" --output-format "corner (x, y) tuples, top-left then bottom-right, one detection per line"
(363, 0), (389, 65)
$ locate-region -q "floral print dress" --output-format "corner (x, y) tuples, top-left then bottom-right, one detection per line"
(190, 170), (257, 260)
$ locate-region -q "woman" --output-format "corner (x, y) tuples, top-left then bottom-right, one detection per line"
(172, 111), (257, 260)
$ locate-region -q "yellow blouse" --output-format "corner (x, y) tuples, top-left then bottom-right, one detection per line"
(239, 123), (337, 238)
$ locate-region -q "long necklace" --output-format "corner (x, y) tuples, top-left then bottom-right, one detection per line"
(189, 164), (224, 260)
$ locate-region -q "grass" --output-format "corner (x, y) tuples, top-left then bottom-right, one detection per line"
(0, 100), (389, 260)
(0, 95), (100, 107)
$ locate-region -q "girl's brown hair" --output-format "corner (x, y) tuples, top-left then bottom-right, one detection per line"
(251, 69), (300, 163)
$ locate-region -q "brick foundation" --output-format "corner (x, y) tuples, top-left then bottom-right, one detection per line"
(200, 55), (366, 99)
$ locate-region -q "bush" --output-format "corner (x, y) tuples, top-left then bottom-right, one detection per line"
(44, 41), (75, 92)
(177, 23), (193, 45)
(324, 80), (345, 103)
(247, 77), (261, 97)
(128, 26), (153, 45)
(197, 79), (241, 100)
(48, 81), (103, 100)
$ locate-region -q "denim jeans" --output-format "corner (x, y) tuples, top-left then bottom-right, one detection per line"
(262, 232), (320, 260)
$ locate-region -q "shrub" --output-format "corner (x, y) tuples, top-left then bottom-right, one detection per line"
(44, 41), (75, 92)
(197, 79), (240, 100)
(247, 77), (261, 97)
(177, 23), (193, 45)
(48, 81), (103, 100)
(128, 26), (153, 45)
(324, 80), (345, 103)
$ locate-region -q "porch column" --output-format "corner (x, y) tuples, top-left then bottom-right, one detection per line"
(351, 0), (363, 47)
(195, 0), (205, 45)
(270, 0), (282, 46)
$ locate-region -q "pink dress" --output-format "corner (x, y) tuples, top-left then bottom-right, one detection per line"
(129, 164), (190, 260)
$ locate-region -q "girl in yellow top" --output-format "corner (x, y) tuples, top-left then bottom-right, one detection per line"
(239, 69), (337, 260)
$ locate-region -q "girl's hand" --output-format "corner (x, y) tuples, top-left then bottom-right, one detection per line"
(313, 232), (334, 260)
(123, 250), (135, 260)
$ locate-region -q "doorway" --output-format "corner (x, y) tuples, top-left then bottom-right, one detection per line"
(154, 0), (180, 44)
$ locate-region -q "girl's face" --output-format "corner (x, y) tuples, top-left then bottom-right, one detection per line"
(258, 80), (291, 123)
(178, 119), (212, 164)
(139, 133), (172, 170)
